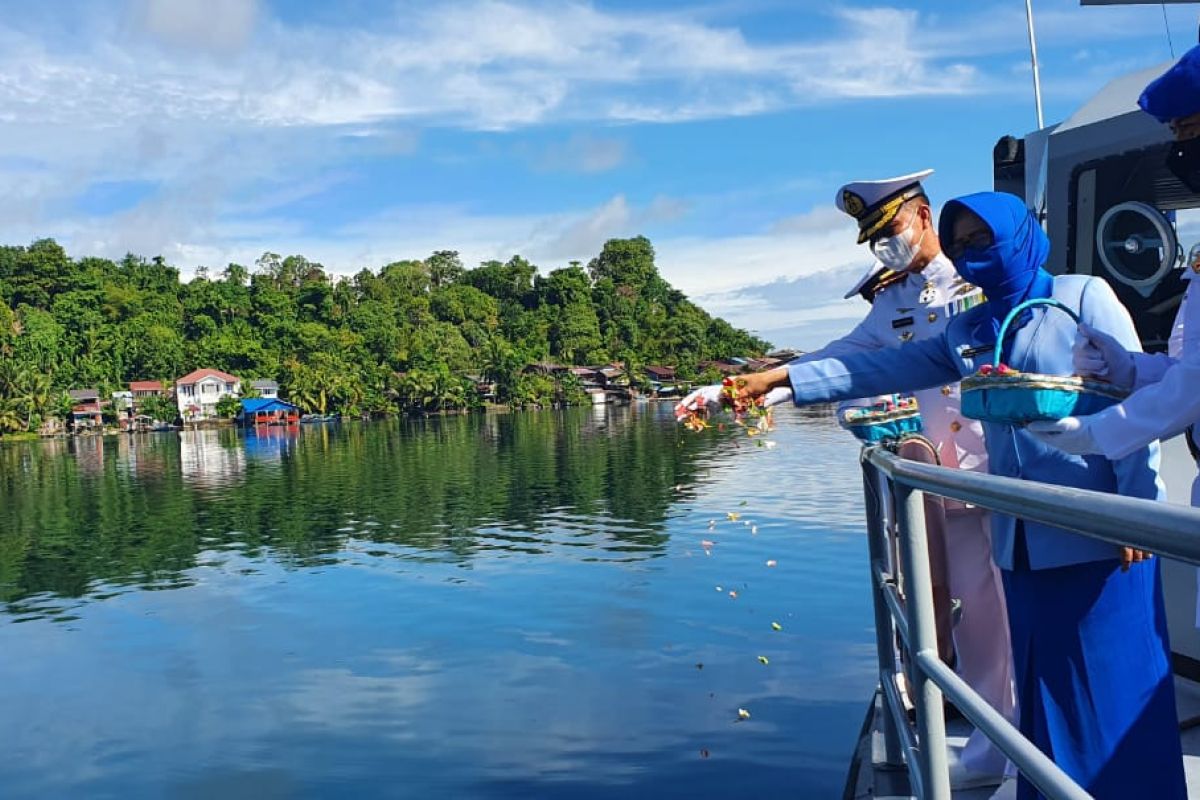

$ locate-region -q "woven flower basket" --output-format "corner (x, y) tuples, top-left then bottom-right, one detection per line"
(839, 396), (924, 443)
(960, 298), (1127, 425)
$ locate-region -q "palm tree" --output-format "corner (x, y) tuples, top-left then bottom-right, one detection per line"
(288, 378), (321, 414)
(0, 359), (18, 398)
(13, 369), (52, 430)
(0, 400), (24, 434)
(400, 369), (435, 413)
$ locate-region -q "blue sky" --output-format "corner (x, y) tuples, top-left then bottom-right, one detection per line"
(0, 0), (1193, 348)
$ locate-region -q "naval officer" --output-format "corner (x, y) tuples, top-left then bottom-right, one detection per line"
(1027, 43), (1200, 622)
(835, 265), (963, 672)
(677, 171), (1015, 786)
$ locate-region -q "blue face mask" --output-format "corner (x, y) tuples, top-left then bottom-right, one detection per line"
(938, 193), (1054, 342)
(954, 242), (1022, 300)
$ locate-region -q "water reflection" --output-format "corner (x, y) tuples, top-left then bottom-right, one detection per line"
(180, 428), (246, 487)
(242, 426), (299, 464)
(0, 405), (875, 799)
(0, 408), (722, 615)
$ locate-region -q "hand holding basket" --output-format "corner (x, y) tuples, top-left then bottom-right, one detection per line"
(960, 298), (1128, 425)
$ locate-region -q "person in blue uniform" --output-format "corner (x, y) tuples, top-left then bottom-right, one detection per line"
(1024, 44), (1200, 636)
(1028, 46), (1200, 483)
(724, 191), (1185, 800)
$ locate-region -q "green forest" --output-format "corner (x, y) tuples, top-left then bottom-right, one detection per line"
(0, 236), (769, 431)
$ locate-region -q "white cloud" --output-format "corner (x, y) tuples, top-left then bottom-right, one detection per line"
(533, 134), (628, 174)
(657, 207), (863, 297)
(130, 0), (260, 53)
(0, 2), (986, 138)
(0, 0), (1180, 345)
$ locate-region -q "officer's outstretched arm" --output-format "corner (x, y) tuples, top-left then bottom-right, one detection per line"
(783, 333), (960, 407)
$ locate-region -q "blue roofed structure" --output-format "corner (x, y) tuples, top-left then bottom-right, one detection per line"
(238, 397), (300, 426)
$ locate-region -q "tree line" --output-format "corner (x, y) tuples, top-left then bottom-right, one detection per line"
(0, 236), (768, 430)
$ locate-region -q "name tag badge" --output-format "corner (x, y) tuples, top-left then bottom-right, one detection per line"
(892, 316), (914, 329)
(960, 344), (994, 358)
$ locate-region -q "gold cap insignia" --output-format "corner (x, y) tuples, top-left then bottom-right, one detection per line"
(842, 190), (866, 218)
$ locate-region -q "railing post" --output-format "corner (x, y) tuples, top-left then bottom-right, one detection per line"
(862, 461), (904, 767)
(895, 484), (952, 800)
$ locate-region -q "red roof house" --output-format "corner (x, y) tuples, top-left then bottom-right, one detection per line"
(175, 369), (242, 421)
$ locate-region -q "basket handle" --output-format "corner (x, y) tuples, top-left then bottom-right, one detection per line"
(992, 297), (1080, 369)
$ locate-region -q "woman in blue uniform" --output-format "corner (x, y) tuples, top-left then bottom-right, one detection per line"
(726, 192), (1184, 800)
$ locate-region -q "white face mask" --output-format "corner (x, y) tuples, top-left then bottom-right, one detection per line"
(871, 217), (927, 272)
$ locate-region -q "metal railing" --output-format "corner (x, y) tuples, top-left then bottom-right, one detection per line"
(861, 445), (1200, 800)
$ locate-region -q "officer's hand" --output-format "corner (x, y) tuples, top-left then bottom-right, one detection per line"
(1120, 546), (1152, 572)
(1025, 416), (1103, 456)
(728, 368), (790, 404)
(674, 384), (723, 420)
(1072, 323), (1135, 391)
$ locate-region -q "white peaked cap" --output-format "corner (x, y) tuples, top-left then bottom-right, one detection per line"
(835, 169), (934, 244)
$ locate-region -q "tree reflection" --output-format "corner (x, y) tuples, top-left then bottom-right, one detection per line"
(0, 407), (709, 618)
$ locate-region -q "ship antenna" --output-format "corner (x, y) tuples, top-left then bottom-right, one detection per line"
(1161, 3), (1176, 58)
(1024, 0), (1045, 129)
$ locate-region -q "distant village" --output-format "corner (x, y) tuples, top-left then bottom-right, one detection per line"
(55, 351), (802, 436)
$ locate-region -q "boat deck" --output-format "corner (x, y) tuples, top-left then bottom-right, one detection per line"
(848, 673), (1200, 799)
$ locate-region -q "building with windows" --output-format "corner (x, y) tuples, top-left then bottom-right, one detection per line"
(67, 388), (103, 432)
(175, 369), (241, 421)
(250, 379), (279, 399)
(238, 397), (299, 427)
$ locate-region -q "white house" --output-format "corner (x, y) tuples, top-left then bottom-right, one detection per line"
(176, 368), (241, 421)
(251, 379), (279, 399)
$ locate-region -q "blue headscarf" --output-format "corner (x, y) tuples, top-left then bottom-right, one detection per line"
(937, 191), (1053, 343)
(1139, 44), (1200, 123)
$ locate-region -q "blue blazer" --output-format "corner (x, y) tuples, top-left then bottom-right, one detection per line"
(786, 275), (1165, 571)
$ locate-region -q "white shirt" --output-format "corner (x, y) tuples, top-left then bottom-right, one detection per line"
(1092, 267), (1200, 466)
(805, 253), (988, 472)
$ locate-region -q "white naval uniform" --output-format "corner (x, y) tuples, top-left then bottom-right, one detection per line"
(1087, 266), (1200, 622)
(806, 253), (1015, 774)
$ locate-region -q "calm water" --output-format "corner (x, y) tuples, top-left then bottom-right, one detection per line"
(0, 405), (874, 799)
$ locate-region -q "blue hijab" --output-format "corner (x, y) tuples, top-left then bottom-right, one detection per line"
(938, 191), (1053, 343)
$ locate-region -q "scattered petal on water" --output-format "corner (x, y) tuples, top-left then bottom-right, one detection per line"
(737, 708), (751, 721)
(764, 441), (777, 449)
(771, 622), (783, 631)
(743, 520), (751, 527)
(751, 526), (758, 534)
(765, 559), (777, 567)
(728, 590), (738, 599)
(726, 512), (740, 521)
(701, 540), (715, 549)
(757, 656), (770, 665)
(715, 586), (723, 592)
